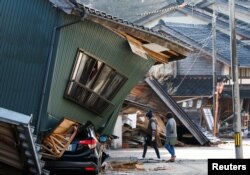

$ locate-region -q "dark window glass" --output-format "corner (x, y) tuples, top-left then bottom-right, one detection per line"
(65, 50), (127, 114)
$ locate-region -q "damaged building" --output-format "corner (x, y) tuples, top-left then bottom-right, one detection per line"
(117, 0), (250, 148)
(0, 0), (193, 174)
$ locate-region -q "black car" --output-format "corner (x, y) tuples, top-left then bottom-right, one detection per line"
(43, 121), (107, 175)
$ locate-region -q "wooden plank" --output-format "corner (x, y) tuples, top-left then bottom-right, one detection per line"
(41, 118), (79, 159)
(143, 46), (170, 63)
(86, 14), (191, 57)
(126, 33), (171, 63)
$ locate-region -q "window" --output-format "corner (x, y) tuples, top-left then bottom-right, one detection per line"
(230, 67), (250, 79)
(239, 68), (250, 78)
(65, 49), (127, 114)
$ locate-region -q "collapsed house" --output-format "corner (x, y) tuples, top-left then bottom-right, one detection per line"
(0, 0), (193, 173)
(116, 0), (250, 147)
(152, 21), (250, 137)
(0, 108), (48, 175)
(115, 0), (250, 148)
(119, 20), (250, 147)
(120, 77), (221, 148)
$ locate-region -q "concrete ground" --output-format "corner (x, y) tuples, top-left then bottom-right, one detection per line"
(102, 138), (250, 175)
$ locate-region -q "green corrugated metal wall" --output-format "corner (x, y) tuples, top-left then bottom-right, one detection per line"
(0, 0), (153, 133)
(0, 0), (59, 125)
(47, 16), (154, 130)
(0, 0), (155, 131)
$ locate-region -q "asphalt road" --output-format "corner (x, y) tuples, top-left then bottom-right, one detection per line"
(102, 138), (250, 175)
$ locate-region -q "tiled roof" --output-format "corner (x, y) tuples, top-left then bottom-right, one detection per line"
(188, 6), (250, 40)
(187, 0), (250, 39)
(49, 0), (167, 41)
(134, 0), (250, 50)
(82, 5), (154, 32)
(134, 2), (182, 25)
(157, 22), (250, 67)
(80, 4), (190, 50)
(162, 75), (250, 98)
(146, 77), (210, 145)
(49, 0), (193, 57)
(78, 0), (177, 22)
(162, 75), (214, 97)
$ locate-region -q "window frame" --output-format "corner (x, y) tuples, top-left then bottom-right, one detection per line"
(64, 49), (127, 114)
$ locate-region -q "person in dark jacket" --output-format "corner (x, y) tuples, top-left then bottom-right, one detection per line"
(141, 110), (161, 159)
(165, 112), (177, 162)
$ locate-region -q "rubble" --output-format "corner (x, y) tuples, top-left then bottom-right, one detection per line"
(122, 112), (166, 148)
(105, 160), (144, 172)
(41, 118), (79, 159)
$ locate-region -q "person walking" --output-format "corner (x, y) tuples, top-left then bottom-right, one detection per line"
(141, 110), (161, 159)
(165, 112), (177, 162)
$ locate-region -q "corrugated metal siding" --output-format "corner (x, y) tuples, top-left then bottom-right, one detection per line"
(0, 0), (58, 120)
(47, 18), (154, 129)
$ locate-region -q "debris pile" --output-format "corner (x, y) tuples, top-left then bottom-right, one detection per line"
(122, 112), (166, 148)
(103, 160), (145, 174)
(109, 161), (144, 171)
(41, 118), (79, 159)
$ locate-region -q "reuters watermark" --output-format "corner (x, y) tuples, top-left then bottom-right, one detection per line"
(208, 159), (249, 175)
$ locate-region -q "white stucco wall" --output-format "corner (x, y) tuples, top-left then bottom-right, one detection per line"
(112, 114), (123, 149)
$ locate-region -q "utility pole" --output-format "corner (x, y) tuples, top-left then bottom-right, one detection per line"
(229, 0), (243, 158)
(212, 1), (217, 136)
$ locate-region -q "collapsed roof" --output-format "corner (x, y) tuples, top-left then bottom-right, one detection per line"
(145, 77), (221, 145)
(0, 107), (48, 175)
(49, 0), (193, 63)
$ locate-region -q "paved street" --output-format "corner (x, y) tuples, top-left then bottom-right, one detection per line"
(103, 138), (250, 175)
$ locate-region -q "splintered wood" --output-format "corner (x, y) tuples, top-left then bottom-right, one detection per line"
(41, 118), (79, 159)
(122, 112), (166, 148)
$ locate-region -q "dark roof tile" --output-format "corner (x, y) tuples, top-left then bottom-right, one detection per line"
(162, 75), (213, 96)
(159, 22), (250, 67)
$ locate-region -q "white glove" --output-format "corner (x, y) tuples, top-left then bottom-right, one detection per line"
(151, 136), (155, 141)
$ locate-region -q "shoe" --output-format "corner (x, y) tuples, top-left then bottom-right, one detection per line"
(138, 157), (145, 160)
(169, 156), (176, 162)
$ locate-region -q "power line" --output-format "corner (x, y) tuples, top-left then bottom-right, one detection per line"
(173, 29), (213, 91)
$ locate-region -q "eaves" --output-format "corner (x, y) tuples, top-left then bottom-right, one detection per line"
(154, 24), (231, 66)
(49, 0), (194, 63)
